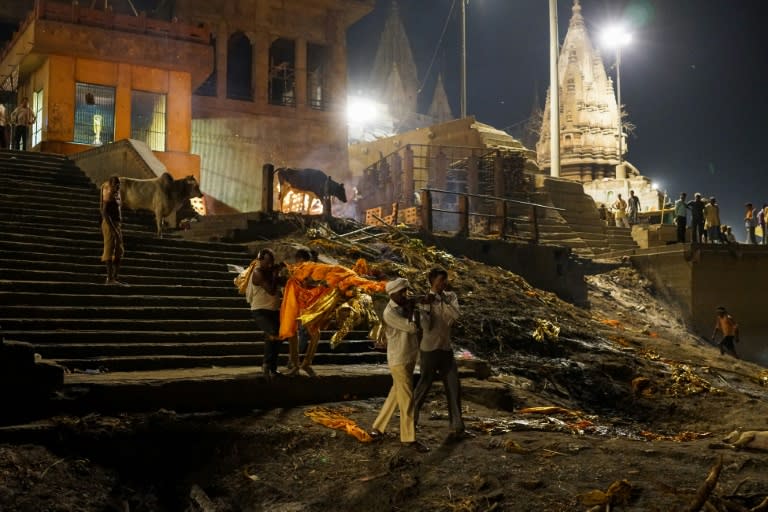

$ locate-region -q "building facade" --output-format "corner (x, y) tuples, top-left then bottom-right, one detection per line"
(0, 0), (212, 179)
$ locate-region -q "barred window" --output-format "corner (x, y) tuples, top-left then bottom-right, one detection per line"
(307, 43), (328, 111)
(131, 90), (166, 151)
(74, 83), (115, 145)
(32, 89), (43, 147)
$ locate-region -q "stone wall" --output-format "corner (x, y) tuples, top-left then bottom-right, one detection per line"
(632, 245), (768, 365)
(422, 234), (588, 306)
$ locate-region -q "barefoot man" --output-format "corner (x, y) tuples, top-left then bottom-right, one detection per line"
(100, 175), (124, 284)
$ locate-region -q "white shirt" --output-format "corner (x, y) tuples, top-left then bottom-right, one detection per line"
(418, 291), (460, 352)
(246, 277), (280, 311)
(382, 300), (419, 368)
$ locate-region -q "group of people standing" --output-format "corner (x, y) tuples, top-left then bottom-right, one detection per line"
(742, 202), (768, 245)
(610, 190), (642, 228)
(673, 192), (736, 244)
(0, 98), (37, 151)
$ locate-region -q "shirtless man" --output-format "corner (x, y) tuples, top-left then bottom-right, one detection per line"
(100, 175), (124, 284)
(711, 306), (739, 358)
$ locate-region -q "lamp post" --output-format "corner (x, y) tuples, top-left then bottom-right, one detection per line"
(460, 0), (468, 118)
(601, 25), (632, 175)
(548, 0), (560, 178)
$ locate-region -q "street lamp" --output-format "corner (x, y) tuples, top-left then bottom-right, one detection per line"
(601, 25), (632, 173)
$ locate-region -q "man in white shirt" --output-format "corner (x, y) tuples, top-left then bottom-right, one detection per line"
(369, 277), (429, 452)
(414, 268), (467, 441)
(11, 97), (36, 151)
(0, 103), (8, 149)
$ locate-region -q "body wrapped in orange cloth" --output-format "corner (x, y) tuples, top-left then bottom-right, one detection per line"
(279, 260), (385, 375)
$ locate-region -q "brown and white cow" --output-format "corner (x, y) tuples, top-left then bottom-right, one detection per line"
(275, 168), (346, 214)
(117, 173), (202, 237)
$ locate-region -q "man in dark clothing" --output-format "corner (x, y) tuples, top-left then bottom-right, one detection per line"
(100, 176), (124, 284)
(687, 193), (706, 244)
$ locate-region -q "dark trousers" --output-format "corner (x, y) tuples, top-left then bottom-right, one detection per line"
(251, 309), (281, 371)
(13, 125), (29, 151)
(413, 349), (464, 432)
(0, 125), (8, 149)
(691, 218), (705, 244)
(676, 216), (687, 243)
(719, 335), (738, 358)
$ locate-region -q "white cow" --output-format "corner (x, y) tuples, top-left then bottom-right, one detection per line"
(117, 173), (202, 237)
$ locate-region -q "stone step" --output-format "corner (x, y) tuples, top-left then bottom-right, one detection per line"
(0, 235), (251, 264)
(0, 209), (156, 232)
(5, 328), (371, 344)
(25, 336), (372, 358)
(0, 317), (258, 332)
(55, 351), (386, 372)
(0, 291), (245, 308)
(0, 259), (234, 281)
(0, 268), (234, 288)
(2, 329), (262, 344)
(0, 249), (243, 273)
(0, 166), (93, 185)
(0, 305), (251, 320)
(0, 280), (241, 297)
(0, 177), (97, 196)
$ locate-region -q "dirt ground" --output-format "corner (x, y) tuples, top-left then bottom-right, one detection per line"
(2, 233), (768, 512)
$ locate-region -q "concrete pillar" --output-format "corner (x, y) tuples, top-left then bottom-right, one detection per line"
(326, 11), (345, 114)
(467, 153), (479, 212)
(254, 32), (269, 106)
(616, 162), (626, 180)
(262, 163), (275, 212)
(391, 153), (402, 205)
(403, 145), (414, 205)
(295, 38), (307, 110)
(215, 22), (228, 99)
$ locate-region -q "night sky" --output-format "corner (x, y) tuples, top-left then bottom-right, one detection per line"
(348, 0), (768, 237)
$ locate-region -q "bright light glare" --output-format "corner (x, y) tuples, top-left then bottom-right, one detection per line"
(347, 97), (380, 124)
(601, 25), (632, 48)
(651, 182), (659, 190)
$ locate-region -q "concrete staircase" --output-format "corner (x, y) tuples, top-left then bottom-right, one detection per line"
(0, 150), (384, 374)
(534, 178), (640, 258)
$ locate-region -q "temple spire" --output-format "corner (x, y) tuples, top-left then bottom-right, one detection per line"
(369, 0), (419, 118)
(428, 73), (453, 124)
(536, 0), (631, 180)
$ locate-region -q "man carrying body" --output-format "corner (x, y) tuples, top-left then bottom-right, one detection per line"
(674, 192), (688, 243)
(413, 268), (468, 441)
(369, 278), (429, 452)
(248, 248), (284, 380)
(10, 98), (36, 151)
(100, 176), (124, 284)
(712, 306), (739, 359)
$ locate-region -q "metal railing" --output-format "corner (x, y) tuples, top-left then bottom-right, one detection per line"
(419, 188), (564, 243)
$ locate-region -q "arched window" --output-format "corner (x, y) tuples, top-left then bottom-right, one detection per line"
(269, 38), (296, 107)
(227, 32), (252, 101)
(195, 36), (217, 97)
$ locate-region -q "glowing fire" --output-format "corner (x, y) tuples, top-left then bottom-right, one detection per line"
(281, 190), (324, 215)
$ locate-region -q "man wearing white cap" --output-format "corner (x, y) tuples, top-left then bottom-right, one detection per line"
(369, 277), (429, 452)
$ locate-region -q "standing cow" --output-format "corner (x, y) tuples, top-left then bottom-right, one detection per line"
(117, 173), (202, 237)
(275, 168), (346, 215)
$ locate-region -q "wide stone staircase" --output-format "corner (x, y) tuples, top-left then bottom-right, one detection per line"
(0, 150), (384, 377)
(533, 177), (639, 258)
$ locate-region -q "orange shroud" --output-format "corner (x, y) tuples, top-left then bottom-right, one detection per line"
(278, 261), (385, 340)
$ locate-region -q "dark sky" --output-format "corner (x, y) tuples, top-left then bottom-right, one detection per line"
(348, 0), (768, 236)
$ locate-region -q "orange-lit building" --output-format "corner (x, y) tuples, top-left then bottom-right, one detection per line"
(0, 0), (212, 181)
